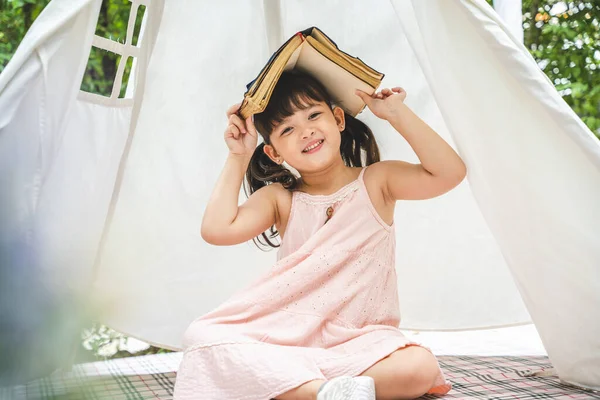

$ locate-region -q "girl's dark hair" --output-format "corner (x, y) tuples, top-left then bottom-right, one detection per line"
(243, 69), (380, 250)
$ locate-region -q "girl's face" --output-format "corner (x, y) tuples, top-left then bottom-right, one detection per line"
(263, 100), (345, 173)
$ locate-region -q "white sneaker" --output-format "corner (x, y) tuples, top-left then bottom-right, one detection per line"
(316, 376), (376, 400)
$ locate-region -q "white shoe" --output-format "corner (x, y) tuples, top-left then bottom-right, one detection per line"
(316, 376), (376, 400)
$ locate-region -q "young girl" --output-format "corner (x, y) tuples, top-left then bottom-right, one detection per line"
(173, 70), (465, 400)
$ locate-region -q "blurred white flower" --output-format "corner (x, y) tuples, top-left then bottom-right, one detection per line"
(549, 2), (568, 16)
(97, 341), (119, 357)
(122, 337), (150, 353)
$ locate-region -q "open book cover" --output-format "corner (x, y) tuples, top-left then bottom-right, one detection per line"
(238, 26), (385, 120)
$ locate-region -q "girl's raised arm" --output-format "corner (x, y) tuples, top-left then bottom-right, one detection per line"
(200, 105), (278, 246)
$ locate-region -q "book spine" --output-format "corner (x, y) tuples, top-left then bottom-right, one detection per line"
(239, 97), (260, 120)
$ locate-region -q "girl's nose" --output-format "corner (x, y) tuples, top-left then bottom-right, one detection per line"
(302, 129), (315, 139)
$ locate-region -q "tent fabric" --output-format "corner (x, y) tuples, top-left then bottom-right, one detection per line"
(493, 0), (524, 44)
(0, 0), (599, 390)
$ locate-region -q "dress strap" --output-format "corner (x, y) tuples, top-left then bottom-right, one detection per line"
(358, 165), (368, 182)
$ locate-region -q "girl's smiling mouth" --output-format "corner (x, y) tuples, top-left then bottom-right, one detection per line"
(303, 139), (324, 154)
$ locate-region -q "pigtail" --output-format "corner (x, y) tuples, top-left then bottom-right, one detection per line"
(243, 143), (299, 198)
(339, 112), (381, 167)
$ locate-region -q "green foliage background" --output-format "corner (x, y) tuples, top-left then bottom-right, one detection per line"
(511, 0), (599, 135)
(0, 0), (598, 362)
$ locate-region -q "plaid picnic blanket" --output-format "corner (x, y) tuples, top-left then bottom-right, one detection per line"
(1, 352), (599, 399)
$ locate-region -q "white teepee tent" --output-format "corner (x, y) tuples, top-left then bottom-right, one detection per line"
(1, 0), (599, 390)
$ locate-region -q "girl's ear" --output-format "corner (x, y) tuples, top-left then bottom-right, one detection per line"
(263, 144), (283, 165)
(333, 106), (346, 131)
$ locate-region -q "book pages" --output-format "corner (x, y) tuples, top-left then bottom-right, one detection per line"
(295, 43), (374, 116)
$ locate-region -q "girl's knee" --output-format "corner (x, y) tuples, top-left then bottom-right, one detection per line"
(392, 346), (440, 392)
(359, 345), (442, 399)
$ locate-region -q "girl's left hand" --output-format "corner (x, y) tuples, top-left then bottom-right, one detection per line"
(355, 87), (407, 120)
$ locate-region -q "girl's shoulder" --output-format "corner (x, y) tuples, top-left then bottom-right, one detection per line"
(265, 180), (293, 205)
(268, 181), (294, 197)
(363, 162), (388, 194)
(267, 182), (294, 237)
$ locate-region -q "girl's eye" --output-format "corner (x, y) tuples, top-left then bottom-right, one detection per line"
(281, 112), (322, 135)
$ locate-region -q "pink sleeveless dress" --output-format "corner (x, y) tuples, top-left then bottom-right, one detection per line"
(173, 166), (452, 400)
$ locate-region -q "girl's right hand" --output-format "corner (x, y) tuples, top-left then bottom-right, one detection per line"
(224, 103), (258, 158)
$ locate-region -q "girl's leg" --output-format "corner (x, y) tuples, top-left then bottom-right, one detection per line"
(358, 345), (440, 400)
(274, 379), (327, 400)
